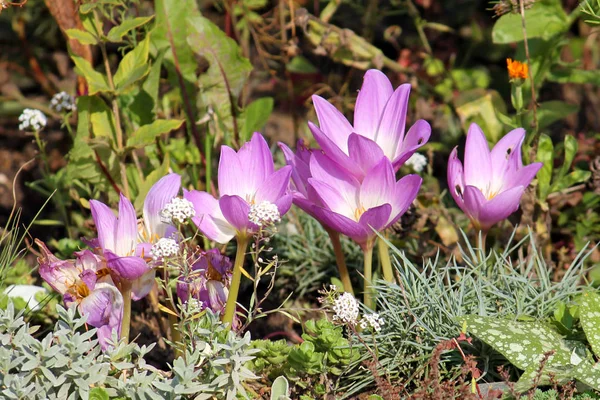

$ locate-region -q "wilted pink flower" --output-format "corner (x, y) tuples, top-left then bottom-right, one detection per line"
(309, 69), (431, 180)
(37, 241), (123, 350)
(308, 153), (421, 250)
(447, 123), (542, 231)
(185, 133), (292, 243)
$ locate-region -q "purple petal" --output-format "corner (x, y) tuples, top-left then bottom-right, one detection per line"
(89, 199), (117, 252)
(219, 195), (252, 233)
(464, 123), (492, 189)
(131, 269), (156, 301)
(447, 147), (466, 211)
(115, 194), (138, 257)
(206, 280), (228, 313)
(311, 95), (354, 149)
(463, 185), (487, 227)
(347, 133), (386, 177)
(358, 203), (392, 243)
(254, 166), (292, 204)
(393, 119), (432, 169)
(143, 173), (181, 239)
(217, 146), (243, 196)
(274, 194), (293, 217)
(308, 178), (356, 220)
(278, 141), (311, 196)
(506, 162), (543, 190)
(106, 251), (151, 280)
(389, 174), (422, 225)
(490, 128), (526, 173)
(79, 281), (123, 351)
(354, 70), (394, 139)
(184, 190), (236, 244)
(478, 185), (526, 230)
(359, 158), (395, 210)
(235, 132), (275, 197)
(374, 83), (411, 156)
(309, 152), (360, 209)
(311, 206), (366, 243)
(36, 241), (79, 294)
(308, 122), (362, 179)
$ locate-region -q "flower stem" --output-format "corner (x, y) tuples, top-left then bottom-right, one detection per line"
(326, 229), (354, 295)
(377, 236), (394, 283)
(120, 281), (132, 342)
(478, 230), (488, 265)
(222, 236), (249, 327)
(363, 245), (374, 310)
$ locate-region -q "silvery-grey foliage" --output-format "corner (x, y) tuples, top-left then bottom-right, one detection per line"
(0, 302), (258, 399)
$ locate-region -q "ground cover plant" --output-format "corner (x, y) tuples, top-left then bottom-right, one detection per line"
(0, 0), (599, 398)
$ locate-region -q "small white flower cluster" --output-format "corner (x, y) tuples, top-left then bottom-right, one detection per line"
(332, 292), (359, 324)
(50, 91), (76, 113)
(151, 237), (179, 261)
(405, 153), (427, 173)
(359, 313), (385, 332)
(248, 201), (281, 226)
(160, 197), (196, 224)
(18, 109), (47, 131)
(186, 298), (204, 314)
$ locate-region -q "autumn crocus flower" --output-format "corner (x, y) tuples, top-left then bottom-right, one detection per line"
(185, 132), (292, 326)
(447, 123), (542, 233)
(37, 240), (123, 350)
(309, 69), (431, 180)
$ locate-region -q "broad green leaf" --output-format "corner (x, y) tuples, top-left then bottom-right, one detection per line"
(522, 101), (579, 132)
(461, 315), (571, 371)
(133, 154), (171, 212)
(558, 135), (578, 181)
(65, 29), (98, 45)
(106, 16), (154, 42)
(270, 376), (290, 400)
(454, 89), (507, 143)
(240, 97), (274, 143)
(129, 49), (165, 126)
(114, 36), (151, 91)
(89, 97), (117, 141)
(71, 55), (111, 95)
(574, 362), (600, 390)
(89, 387), (110, 400)
(579, 292), (600, 359)
(492, 1), (568, 44)
(550, 170), (592, 193)
(548, 68), (600, 85)
(75, 96), (92, 141)
(126, 119), (183, 148)
(536, 134), (554, 201)
(286, 55), (318, 74)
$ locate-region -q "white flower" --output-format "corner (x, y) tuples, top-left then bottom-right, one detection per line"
(151, 238), (179, 260)
(359, 313), (385, 332)
(405, 153), (427, 173)
(50, 91), (76, 113)
(332, 292), (359, 324)
(186, 298), (204, 313)
(160, 197), (196, 224)
(18, 109), (47, 131)
(248, 201), (281, 226)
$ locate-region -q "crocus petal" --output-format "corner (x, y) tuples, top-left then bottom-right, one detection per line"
(36, 241), (79, 294)
(308, 178), (356, 220)
(206, 280), (228, 312)
(463, 123), (492, 189)
(217, 146), (243, 197)
(478, 186), (526, 230)
(506, 162), (543, 190)
(254, 166), (292, 204)
(89, 200), (117, 252)
(311, 206), (366, 243)
(105, 251), (152, 280)
(462, 185), (487, 226)
(235, 132), (275, 197)
(279, 141), (312, 196)
(309, 152), (361, 209)
(358, 203), (392, 239)
(354, 69), (394, 139)
(393, 119), (432, 169)
(274, 194), (293, 218)
(447, 147), (466, 210)
(389, 174), (422, 226)
(308, 122), (362, 178)
(374, 83), (411, 156)
(490, 128), (526, 174)
(184, 190), (236, 244)
(115, 194), (138, 257)
(311, 95), (354, 149)
(219, 195), (252, 233)
(359, 158), (395, 210)
(347, 133), (386, 177)
(131, 269), (156, 301)
(79, 281), (123, 351)
(143, 173), (181, 239)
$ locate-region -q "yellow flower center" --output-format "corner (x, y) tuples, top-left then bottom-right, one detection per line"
(354, 205), (366, 221)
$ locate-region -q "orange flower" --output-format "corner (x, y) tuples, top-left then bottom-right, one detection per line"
(506, 58), (528, 80)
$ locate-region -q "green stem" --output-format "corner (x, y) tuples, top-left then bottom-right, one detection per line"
(377, 236), (394, 283)
(204, 132), (212, 192)
(222, 236), (249, 327)
(326, 229), (354, 295)
(120, 281), (132, 342)
(478, 230), (488, 265)
(363, 245), (374, 310)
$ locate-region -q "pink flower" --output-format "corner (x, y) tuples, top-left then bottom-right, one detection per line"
(308, 69), (431, 180)
(447, 123), (543, 231)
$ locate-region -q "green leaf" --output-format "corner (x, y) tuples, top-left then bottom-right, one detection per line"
(536, 134), (554, 201)
(126, 119), (183, 148)
(71, 55), (111, 95)
(240, 97), (273, 144)
(492, 1), (568, 44)
(65, 29), (98, 45)
(270, 376), (290, 400)
(523, 101), (579, 132)
(548, 68), (600, 85)
(128, 50), (165, 127)
(558, 135), (578, 181)
(114, 35), (151, 91)
(286, 55), (318, 74)
(106, 16), (154, 42)
(579, 292), (600, 359)
(454, 89), (507, 143)
(89, 97), (117, 141)
(89, 387), (110, 400)
(550, 170), (592, 193)
(133, 155), (171, 212)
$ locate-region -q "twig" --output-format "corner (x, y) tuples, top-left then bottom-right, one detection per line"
(519, 0), (538, 144)
(94, 150), (122, 195)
